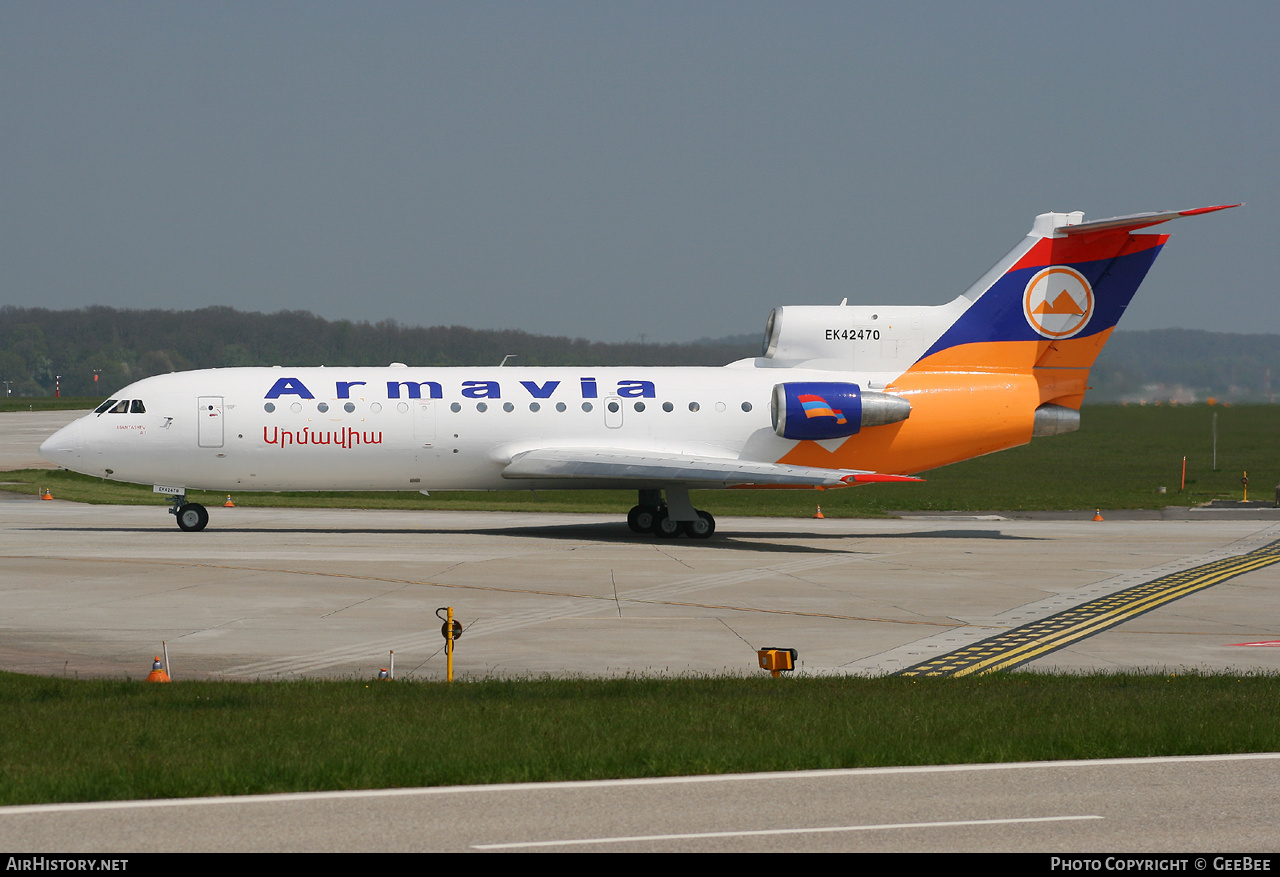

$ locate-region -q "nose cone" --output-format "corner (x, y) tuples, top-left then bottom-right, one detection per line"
(39, 419), (83, 466)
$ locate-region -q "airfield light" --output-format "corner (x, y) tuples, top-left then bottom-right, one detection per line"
(146, 656), (170, 683)
(757, 647), (797, 678)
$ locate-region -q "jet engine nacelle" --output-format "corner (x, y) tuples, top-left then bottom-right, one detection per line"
(771, 382), (911, 441)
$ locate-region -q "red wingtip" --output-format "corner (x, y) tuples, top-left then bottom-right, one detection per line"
(1178, 203), (1243, 217)
(842, 473), (925, 484)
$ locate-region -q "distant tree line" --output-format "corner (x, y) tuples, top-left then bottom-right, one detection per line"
(1, 305), (1277, 402)
(0, 305), (760, 398)
(1088, 329), (1280, 403)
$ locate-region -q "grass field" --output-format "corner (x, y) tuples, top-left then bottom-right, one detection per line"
(0, 396), (100, 413)
(5, 404), (1276, 515)
(2, 670), (1277, 806)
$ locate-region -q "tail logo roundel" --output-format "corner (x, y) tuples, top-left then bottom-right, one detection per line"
(1022, 266), (1094, 338)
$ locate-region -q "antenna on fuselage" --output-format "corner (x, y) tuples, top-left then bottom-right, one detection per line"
(499, 354), (518, 367)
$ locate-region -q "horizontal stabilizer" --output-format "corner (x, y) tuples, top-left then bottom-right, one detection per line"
(1057, 204), (1241, 236)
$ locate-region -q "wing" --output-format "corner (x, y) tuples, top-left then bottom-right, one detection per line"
(502, 448), (922, 488)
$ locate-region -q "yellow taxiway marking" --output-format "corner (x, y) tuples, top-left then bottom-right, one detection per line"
(899, 540), (1280, 677)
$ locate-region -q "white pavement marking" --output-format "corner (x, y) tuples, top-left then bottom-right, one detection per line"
(471, 814), (1104, 849)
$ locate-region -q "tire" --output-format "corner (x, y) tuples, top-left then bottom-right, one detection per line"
(653, 511), (681, 538)
(627, 505), (656, 533)
(686, 510), (715, 539)
(176, 503), (209, 532)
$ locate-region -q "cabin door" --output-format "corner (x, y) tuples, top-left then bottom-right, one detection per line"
(413, 400), (436, 444)
(197, 396), (224, 448)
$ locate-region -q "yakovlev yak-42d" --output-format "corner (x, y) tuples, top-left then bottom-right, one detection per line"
(40, 205), (1239, 536)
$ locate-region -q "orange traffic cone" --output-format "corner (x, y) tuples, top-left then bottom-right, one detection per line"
(41, 488), (53, 500)
(224, 495), (235, 507)
(1093, 509), (1105, 522)
(813, 505), (825, 519)
(145, 657), (171, 683)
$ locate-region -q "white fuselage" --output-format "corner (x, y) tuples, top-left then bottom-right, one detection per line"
(42, 365), (874, 492)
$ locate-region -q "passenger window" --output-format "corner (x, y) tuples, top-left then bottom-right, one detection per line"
(130, 400), (146, 414)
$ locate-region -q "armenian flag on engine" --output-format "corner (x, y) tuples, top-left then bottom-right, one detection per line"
(798, 394), (847, 424)
(772, 382), (867, 441)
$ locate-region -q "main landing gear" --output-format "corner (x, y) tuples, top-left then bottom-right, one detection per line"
(169, 495), (209, 532)
(626, 487), (715, 539)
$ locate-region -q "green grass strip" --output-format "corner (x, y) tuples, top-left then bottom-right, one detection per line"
(0, 397), (102, 413)
(2, 671), (1278, 806)
(5, 404), (1277, 514)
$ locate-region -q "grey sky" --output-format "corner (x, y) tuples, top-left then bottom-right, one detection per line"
(2, 2), (1272, 343)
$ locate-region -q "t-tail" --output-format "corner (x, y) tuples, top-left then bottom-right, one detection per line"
(905, 204), (1240, 431)
(914, 205), (1239, 372)
(761, 204), (1239, 475)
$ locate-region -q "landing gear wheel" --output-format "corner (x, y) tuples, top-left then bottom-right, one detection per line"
(176, 503), (209, 532)
(686, 510), (715, 539)
(653, 511), (681, 538)
(627, 505), (658, 533)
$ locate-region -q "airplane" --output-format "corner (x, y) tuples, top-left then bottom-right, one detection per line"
(39, 204), (1239, 537)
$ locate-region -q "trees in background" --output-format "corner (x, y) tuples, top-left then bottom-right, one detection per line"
(2, 305), (1277, 402)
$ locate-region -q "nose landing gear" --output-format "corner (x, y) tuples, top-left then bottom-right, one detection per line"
(169, 494), (209, 532)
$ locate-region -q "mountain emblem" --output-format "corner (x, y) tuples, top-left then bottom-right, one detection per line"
(1023, 267), (1094, 338)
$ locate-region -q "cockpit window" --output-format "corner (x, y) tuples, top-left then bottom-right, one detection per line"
(94, 398), (145, 414)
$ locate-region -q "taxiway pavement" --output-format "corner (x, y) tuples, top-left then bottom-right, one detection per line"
(1, 493), (1277, 680)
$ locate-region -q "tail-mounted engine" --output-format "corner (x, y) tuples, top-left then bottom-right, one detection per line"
(771, 382), (911, 441)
